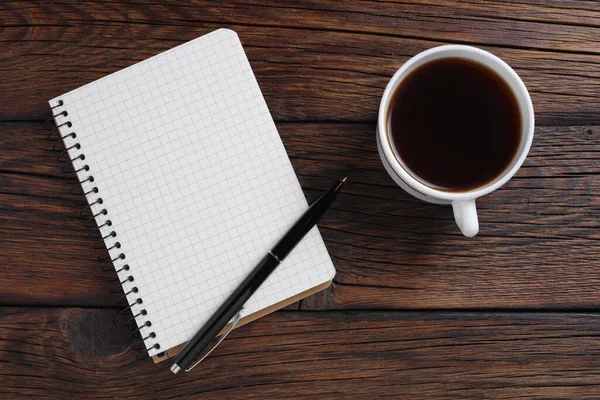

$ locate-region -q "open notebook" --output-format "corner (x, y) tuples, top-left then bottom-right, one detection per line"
(49, 29), (335, 361)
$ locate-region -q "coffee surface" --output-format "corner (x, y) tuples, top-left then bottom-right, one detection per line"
(387, 57), (522, 192)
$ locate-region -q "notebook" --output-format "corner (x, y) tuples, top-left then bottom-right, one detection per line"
(49, 29), (335, 361)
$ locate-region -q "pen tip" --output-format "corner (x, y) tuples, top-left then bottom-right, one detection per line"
(171, 364), (181, 374)
(341, 177), (347, 183)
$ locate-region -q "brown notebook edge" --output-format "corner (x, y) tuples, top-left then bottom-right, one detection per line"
(151, 278), (333, 363)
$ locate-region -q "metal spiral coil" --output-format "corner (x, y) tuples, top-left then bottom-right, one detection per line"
(45, 100), (162, 356)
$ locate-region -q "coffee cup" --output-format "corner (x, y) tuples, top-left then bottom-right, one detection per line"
(377, 45), (534, 237)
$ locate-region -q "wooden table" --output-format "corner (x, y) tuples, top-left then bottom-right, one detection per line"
(1, 1), (599, 398)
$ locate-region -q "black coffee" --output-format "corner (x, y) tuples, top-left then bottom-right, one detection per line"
(387, 57), (522, 192)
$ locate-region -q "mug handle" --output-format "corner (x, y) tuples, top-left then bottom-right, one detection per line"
(452, 199), (479, 237)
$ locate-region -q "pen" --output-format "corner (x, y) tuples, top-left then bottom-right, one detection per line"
(171, 177), (346, 373)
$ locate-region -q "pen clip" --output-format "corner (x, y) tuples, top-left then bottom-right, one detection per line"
(185, 307), (244, 372)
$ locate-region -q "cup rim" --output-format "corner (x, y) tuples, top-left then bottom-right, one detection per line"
(377, 44), (535, 201)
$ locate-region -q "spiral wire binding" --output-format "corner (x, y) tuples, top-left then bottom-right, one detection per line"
(45, 100), (163, 358)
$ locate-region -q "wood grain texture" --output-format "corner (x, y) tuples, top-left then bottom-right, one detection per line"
(1, 122), (598, 309)
(2, 307), (600, 399)
(2, 1), (600, 397)
(2, 1), (600, 123)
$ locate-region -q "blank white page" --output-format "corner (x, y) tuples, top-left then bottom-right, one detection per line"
(50, 29), (335, 357)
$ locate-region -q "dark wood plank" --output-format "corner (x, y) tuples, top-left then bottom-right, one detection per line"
(1, 122), (598, 309)
(2, 1), (598, 397)
(2, 308), (600, 399)
(293, 123), (600, 309)
(0, 184), (119, 306)
(2, 1), (600, 123)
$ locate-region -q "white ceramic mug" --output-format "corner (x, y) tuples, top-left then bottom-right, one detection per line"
(377, 45), (535, 237)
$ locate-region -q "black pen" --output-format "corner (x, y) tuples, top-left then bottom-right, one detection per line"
(171, 177), (346, 374)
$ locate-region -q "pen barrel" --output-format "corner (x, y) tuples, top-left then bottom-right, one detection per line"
(174, 253), (280, 370)
(271, 179), (344, 260)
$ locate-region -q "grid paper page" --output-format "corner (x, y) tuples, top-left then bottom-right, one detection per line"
(49, 29), (335, 357)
